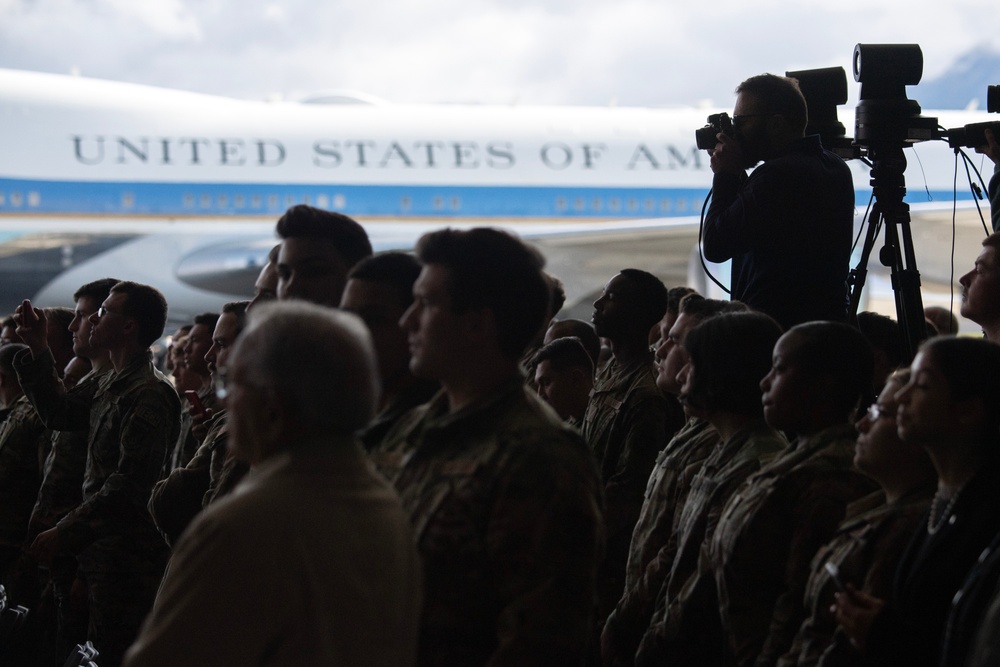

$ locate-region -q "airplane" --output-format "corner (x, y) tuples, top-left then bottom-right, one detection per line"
(0, 66), (995, 327)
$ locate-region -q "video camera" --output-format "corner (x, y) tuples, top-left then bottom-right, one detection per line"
(695, 113), (734, 151)
(945, 85), (1000, 149)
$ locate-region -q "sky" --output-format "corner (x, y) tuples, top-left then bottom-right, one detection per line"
(0, 0), (997, 108)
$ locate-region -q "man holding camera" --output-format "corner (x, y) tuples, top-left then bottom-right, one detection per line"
(703, 74), (855, 330)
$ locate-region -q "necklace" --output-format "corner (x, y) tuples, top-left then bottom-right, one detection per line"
(927, 483), (966, 535)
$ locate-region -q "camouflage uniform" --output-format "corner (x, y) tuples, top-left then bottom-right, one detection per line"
(26, 366), (112, 661)
(18, 350), (181, 667)
(361, 377), (439, 452)
(583, 355), (684, 618)
(776, 484), (933, 667)
(632, 420), (786, 666)
(167, 384), (219, 473)
(602, 418), (720, 663)
(202, 413), (248, 507)
(149, 409), (248, 546)
(707, 423), (877, 667)
(0, 395), (51, 602)
(375, 380), (605, 667)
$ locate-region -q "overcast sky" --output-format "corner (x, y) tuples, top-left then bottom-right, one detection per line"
(0, 0), (997, 108)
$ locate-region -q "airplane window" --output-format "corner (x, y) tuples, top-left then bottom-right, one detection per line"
(626, 198), (637, 212)
(284, 194), (296, 207)
(400, 196), (411, 212)
(28, 192), (40, 207)
(592, 198), (603, 211)
(183, 194), (195, 208)
(268, 194), (279, 209)
(251, 194), (262, 208)
(450, 196), (461, 211)
(200, 194), (212, 208)
(433, 196), (444, 210)
(574, 198), (585, 211)
(644, 198), (655, 212)
(334, 194), (346, 209)
(301, 195), (311, 205)
(234, 194), (245, 208)
(10, 192), (22, 206)
(555, 197), (568, 211)
(676, 200), (688, 213)
(0, 193), (5, 206)
(217, 194), (228, 207)
(121, 192), (134, 208)
(609, 198), (620, 212)
(316, 194), (329, 208)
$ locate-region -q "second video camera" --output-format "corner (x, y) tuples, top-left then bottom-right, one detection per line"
(946, 85), (1000, 149)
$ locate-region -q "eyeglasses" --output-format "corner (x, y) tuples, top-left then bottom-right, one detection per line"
(865, 403), (895, 421)
(732, 113), (773, 126)
(214, 368), (263, 401)
(215, 369), (233, 401)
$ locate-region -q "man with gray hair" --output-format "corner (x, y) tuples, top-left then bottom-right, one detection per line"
(124, 301), (422, 666)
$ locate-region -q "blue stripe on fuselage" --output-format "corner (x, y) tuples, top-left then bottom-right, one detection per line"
(0, 176), (973, 218)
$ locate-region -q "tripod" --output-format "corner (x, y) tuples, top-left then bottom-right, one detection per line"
(848, 143), (928, 362)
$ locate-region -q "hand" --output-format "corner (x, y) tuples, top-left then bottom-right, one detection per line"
(709, 132), (747, 176)
(191, 407), (215, 441)
(831, 584), (885, 653)
(13, 299), (50, 356)
(975, 128), (1000, 166)
(28, 527), (62, 567)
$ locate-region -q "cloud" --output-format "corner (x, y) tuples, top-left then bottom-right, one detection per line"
(0, 0), (997, 107)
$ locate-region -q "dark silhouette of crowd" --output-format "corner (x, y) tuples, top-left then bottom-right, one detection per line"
(0, 71), (999, 667)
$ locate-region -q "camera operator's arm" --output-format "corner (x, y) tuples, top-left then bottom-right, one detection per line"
(977, 128), (1000, 233)
(703, 134), (751, 262)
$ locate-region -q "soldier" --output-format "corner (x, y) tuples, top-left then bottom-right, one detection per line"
(248, 243), (280, 309)
(338, 252), (439, 450)
(14, 277), (118, 661)
(43, 306), (76, 375)
(275, 205), (372, 307)
(62, 356), (92, 389)
(602, 295), (740, 665)
(585, 268), (681, 620)
(856, 311), (903, 399)
(166, 311), (219, 472)
(959, 231), (1000, 342)
(702, 322), (877, 666)
(0, 343), (50, 599)
(543, 318), (601, 368)
(18, 281), (181, 667)
(648, 285), (697, 348)
(777, 369), (935, 667)
(0, 315), (17, 347)
(148, 301), (249, 547)
(375, 227), (605, 665)
(635, 311), (787, 667)
(532, 336), (594, 425)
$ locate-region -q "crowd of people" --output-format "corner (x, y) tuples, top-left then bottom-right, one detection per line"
(0, 72), (998, 667)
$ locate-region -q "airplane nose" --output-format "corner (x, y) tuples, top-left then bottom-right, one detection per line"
(175, 237), (276, 294)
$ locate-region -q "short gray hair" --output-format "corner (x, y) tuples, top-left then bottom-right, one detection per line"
(233, 301), (380, 437)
